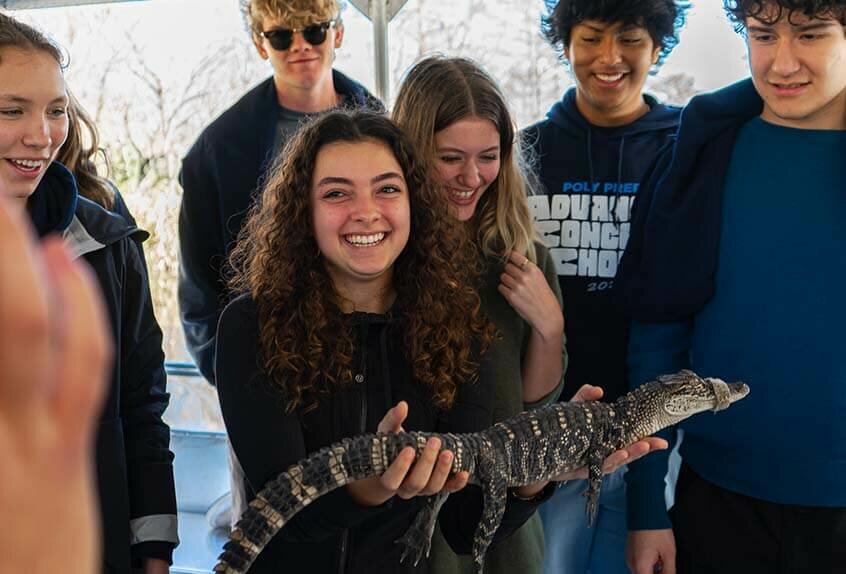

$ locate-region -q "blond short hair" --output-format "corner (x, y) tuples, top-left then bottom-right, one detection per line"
(242, 0), (341, 36)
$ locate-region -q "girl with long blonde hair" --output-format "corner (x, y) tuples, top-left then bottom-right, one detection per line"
(393, 55), (567, 574)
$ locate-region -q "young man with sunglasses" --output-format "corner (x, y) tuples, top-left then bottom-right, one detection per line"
(178, 0), (381, 385)
(523, 1), (688, 572)
(618, 1), (846, 573)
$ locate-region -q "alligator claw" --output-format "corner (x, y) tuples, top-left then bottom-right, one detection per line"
(397, 531), (431, 566)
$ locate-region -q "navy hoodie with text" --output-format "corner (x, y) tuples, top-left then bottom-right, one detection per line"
(523, 88), (680, 402)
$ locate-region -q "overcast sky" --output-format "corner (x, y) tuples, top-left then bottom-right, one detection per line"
(660, 0), (749, 91)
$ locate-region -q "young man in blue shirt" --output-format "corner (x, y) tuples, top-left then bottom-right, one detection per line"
(618, 1), (846, 572)
(524, 1), (689, 572)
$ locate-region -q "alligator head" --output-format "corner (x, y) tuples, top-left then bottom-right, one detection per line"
(620, 369), (750, 440)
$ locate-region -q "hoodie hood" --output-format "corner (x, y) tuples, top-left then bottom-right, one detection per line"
(540, 88), (681, 225)
(547, 86), (681, 137)
(534, 87), (681, 198)
(28, 162), (147, 258)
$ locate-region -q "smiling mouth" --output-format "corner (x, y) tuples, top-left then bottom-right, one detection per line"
(6, 158), (47, 175)
(770, 81), (810, 91)
(448, 188), (477, 204)
(344, 232), (387, 247)
(594, 72), (627, 85)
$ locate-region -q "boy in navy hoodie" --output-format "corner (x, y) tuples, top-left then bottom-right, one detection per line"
(618, 1), (846, 573)
(524, 1), (689, 572)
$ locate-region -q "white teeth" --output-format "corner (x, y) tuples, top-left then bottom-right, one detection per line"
(10, 159), (43, 170)
(596, 73), (624, 82)
(345, 232), (385, 246)
(451, 189), (474, 199)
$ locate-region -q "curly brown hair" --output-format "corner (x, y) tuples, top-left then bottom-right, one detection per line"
(541, 0), (691, 68)
(229, 110), (492, 413)
(725, 0), (846, 31)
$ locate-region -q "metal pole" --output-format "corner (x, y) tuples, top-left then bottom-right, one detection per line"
(371, 0), (390, 103)
(349, 0), (408, 103)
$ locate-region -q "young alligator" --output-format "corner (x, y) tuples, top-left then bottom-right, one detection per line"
(214, 369), (749, 573)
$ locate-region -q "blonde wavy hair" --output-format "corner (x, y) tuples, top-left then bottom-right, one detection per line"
(242, 0), (341, 36)
(392, 56), (540, 263)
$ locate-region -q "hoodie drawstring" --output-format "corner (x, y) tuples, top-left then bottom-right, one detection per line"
(614, 136), (626, 227)
(379, 326), (392, 412)
(587, 127), (596, 222)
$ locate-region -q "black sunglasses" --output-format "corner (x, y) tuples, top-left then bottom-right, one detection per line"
(260, 20), (336, 51)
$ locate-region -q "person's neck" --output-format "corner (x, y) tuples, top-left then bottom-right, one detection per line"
(333, 276), (396, 315)
(274, 75), (339, 113)
(760, 94), (846, 131)
(577, 92), (650, 128)
(11, 196), (28, 215)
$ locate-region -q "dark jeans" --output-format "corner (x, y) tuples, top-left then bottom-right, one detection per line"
(670, 464), (846, 574)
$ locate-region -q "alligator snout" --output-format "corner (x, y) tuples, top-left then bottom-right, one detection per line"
(707, 378), (750, 411)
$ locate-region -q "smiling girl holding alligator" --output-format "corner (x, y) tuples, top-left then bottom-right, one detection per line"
(214, 109), (659, 573)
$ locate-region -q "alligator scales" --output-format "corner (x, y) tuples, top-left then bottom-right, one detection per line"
(215, 370), (749, 573)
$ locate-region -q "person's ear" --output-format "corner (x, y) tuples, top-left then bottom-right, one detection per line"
(253, 34), (269, 60)
(651, 44), (661, 65)
(334, 22), (344, 49)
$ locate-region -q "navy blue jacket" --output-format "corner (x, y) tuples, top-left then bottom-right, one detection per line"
(29, 163), (177, 572)
(617, 79), (764, 321)
(618, 78), (846, 529)
(178, 71), (381, 383)
(523, 88), (680, 402)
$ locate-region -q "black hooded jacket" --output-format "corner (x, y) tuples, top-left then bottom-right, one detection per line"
(523, 88), (680, 402)
(178, 71), (382, 384)
(29, 162), (177, 572)
(215, 294), (550, 573)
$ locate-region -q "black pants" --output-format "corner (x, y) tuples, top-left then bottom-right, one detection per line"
(670, 464), (846, 574)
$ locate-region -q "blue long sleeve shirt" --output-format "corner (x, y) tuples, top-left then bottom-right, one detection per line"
(626, 117), (846, 530)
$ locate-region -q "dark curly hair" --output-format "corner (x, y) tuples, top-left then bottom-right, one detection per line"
(724, 0), (846, 32)
(542, 0), (691, 68)
(228, 110), (493, 413)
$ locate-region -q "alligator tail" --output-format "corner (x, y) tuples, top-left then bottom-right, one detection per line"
(213, 432), (430, 574)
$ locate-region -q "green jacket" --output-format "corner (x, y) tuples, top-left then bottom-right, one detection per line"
(429, 243), (568, 574)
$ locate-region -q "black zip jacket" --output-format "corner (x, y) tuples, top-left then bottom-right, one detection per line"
(523, 88), (680, 402)
(216, 294), (546, 574)
(178, 71), (382, 383)
(29, 162), (177, 572)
